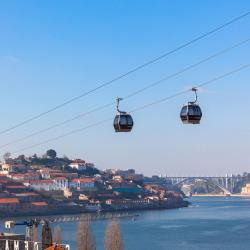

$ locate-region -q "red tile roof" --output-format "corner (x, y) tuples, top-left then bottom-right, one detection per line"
(0, 198), (19, 204)
(71, 178), (95, 183)
(31, 202), (48, 206)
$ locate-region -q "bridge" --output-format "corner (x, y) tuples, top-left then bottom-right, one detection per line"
(165, 174), (243, 194)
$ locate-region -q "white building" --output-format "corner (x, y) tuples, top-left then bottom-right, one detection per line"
(70, 178), (96, 191)
(54, 177), (68, 190)
(69, 160), (86, 170)
(26, 178), (68, 191)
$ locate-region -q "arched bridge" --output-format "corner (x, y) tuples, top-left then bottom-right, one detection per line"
(165, 175), (242, 194)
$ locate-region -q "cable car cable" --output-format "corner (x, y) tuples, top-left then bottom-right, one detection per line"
(0, 12), (249, 135)
(11, 63), (250, 154)
(1, 38), (249, 148)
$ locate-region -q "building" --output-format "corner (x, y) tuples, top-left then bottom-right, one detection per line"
(69, 159), (86, 170)
(54, 177), (68, 190)
(26, 178), (68, 191)
(181, 184), (194, 197)
(241, 183), (250, 195)
(70, 178), (96, 191)
(1, 164), (15, 173)
(8, 173), (40, 181)
(0, 198), (20, 211)
(112, 175), (123, 182)
(39, 168), (63, 179)
(26, 180), (55, 191)
(110, 182), (142, 195)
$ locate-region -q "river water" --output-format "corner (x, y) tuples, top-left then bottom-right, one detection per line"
(1, 196), (250, 249)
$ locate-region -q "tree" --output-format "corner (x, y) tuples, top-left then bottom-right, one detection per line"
(42, 221), (53, 250)
(17, 154), (27, 164)
(32, 225), (38, 242)
(53, 225), (62, 245)
(46, 149), (57, 159)
(3, 152), (11, 161)
(105, 220), (124, 250)
(77, 219), (96, 250)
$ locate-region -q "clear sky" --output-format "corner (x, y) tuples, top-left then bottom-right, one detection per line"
(0, 1), (249, 176)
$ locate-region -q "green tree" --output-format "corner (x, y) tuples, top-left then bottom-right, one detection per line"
(46, 149), (57, 159)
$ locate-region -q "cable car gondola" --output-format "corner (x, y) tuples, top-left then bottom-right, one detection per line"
(113, 97), (133, 132)
(180, 87), (202, 124)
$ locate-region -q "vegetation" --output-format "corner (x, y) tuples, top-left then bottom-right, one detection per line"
(53, 225), (62, 245)
(46, 149), (57, 159)
(77, 219), (96, 250)
(105, 220), (124, 250)
(42, 221), (53, 250)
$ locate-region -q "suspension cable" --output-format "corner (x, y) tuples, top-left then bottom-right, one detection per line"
(0, 12), (249, 135)
(11, 63), (249, 154)
(1, 38), (249, 149)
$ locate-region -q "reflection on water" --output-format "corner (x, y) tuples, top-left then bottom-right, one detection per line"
(1, 197), (250, 250)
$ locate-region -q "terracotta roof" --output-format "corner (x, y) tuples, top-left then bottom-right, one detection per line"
(31, 202), (48, 206)
(0, 198), (19, 204)
(71, 178), (95, 183)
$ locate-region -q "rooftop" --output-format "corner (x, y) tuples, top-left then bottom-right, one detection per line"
(0, 198), (19, 204)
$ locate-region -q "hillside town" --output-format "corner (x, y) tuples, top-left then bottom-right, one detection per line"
(0, 150), (188, 217)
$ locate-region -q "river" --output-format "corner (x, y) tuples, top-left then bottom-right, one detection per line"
(1, 196), (250, 249)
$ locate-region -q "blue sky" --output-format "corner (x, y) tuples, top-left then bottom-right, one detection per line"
(0, 1), (249, 176)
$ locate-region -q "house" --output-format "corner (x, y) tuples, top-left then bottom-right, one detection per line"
(39, 168), (51, 179)
(70, 178), (96, 191)
(54, 177), (68, 190)
(8, 173), (40, 181)
(26, 180), (55, 191)
(27, 178), (68, 191)
(241, 183), (250, 195)
(0, 198), (20, 211)
(1, 164), (15, 173)
(112, 175), (123, 182)
(63, 188), (73, 198)
(110, 182), (142, 195)
(69, 159), (86, 170)
(39, 168), (62, 179)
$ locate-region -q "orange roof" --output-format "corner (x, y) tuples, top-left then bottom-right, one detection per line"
(71, 178), (95, 183)
(0, 198), (19, 204)
(31, 202), (48, 206)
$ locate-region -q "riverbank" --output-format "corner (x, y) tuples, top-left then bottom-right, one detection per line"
(0, 198), (189, 218)
(192, 193), (250, 197)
